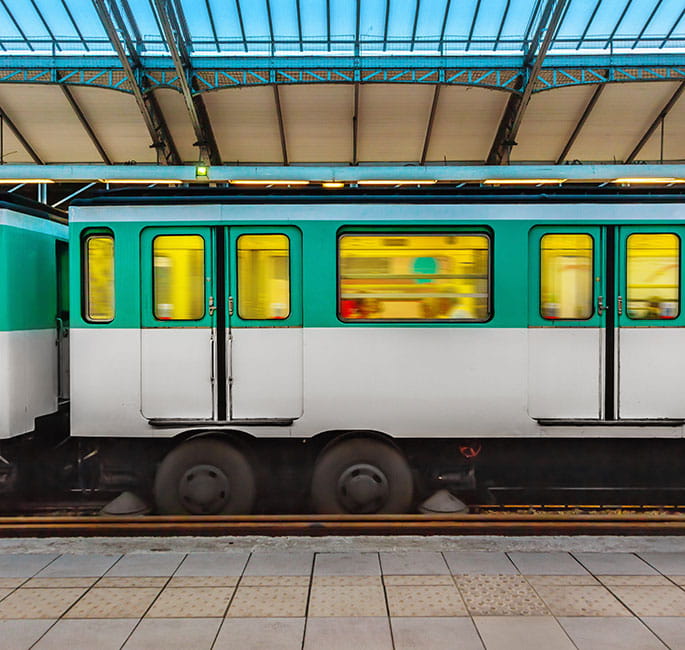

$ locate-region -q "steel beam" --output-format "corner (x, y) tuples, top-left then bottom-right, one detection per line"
(352, 83), (360, 165)
(91, 0), (180, 164)
(235, 0), (247, 53)
(273, 85), (288, 165)
(626, 80), (685, 163)
(494, 0), (512, 50)
(411, 0), (421, 52)
(466, 0), (482, 52)
(152, 0), (221, 165)
(555, 81), (604, 164)
(487, 0), (568, 164)
(633, 0), (664, 49)
(0, 107), (43, 164)
(0, 0), (33, 51)
(420, 84), (441, 164)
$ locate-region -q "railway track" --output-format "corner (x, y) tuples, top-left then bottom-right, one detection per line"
(0, 512), (684, 537)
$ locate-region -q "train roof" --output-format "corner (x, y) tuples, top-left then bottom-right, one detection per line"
(0, 192), (66, 224)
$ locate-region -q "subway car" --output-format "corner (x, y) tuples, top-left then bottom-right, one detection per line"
(61, 189), (685, 514)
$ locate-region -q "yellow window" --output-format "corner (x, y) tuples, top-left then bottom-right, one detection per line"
(626, 233), (679, 319)
(338, 234), (490, 321)
(153, 235), (205, 320)
(85, 235), (114, 322)
(238, 234), (290, 319)
(540, 234), (593, 320)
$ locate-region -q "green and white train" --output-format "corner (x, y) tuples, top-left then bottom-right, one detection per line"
(3, 189), (685, 513)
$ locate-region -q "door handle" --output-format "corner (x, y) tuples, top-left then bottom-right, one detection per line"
(617, 296), (623, 316)
(208, 296), (216, 316)
(597, 295), (605, 316)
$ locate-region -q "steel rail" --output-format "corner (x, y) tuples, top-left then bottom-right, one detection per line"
(0, 514), (683, 537)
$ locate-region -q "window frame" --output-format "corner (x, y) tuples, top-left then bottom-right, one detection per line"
(538, 232), (595, 322)
(236, 232), (292, 321)
(82, 229), (115, 324)
(336, 229), (493, 324)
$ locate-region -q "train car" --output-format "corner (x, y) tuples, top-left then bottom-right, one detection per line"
(0, 194), (68, 491)
(68, 189), (685, 514)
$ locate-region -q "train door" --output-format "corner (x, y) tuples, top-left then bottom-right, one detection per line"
(56, 240), (69, 401)
(225, 227), (303, 420)
(140, 227), (216, 419)
(528, 227), (605, 419)
(616, 226), (685, 418)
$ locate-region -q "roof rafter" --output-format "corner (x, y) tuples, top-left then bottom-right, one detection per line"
(0, 0), (34, 52)
(487, 0), (568, 164)
(626, 80), (685, 163)
(439, 0), (451, 53)
(153, 0), (221, 164)
(273, 85), (288, 165)
(352, 83), (359, 165)
(633, 0), (664, 49)
(235, 0), (247, 53)
(661, 6), (685, 47)
(0, 106), (43, 164)
(29, 0), (61, 52)
(466, 0), (482, 52)
(606, 0), (632, 48)
(60, 0), (90, 51)
(577, 0), (601, 49)
(411, 0), (420, 52)
(420, 84), (440, 164)
(383, 0), (390, 52)
(494, 0), (512, 51)
(555, 79), (605, 163)
(204, 0), (220, 52)
(91, 0), (180, 164)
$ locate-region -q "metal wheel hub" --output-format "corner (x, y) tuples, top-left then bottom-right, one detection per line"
(178, 464), (230, 514)
(337, 463), (389, 513)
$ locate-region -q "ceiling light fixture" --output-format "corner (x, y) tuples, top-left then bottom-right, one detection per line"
(322, 182), (345, 188)
(98, 179), (182, 184)
(612, 177), (685, 184)
(483, 179), (567, 185)
(0, 179), (55, 184)
(357, 180), (437, 185)
(230, 180), (310, 185)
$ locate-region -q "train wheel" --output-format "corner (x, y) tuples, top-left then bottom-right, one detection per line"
(154, 439), (256, 515)
(311, 438), (413, 514)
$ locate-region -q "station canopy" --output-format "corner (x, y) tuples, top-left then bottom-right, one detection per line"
(0, 0), (684, 170)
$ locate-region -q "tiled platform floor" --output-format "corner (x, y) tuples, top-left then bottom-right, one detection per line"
(0, 549), (684, 649)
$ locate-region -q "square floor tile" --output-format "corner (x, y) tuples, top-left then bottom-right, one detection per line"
(105, 553), (185, 577)
(609, 585), (685, 616)
(508, 552), (589, 575)
(239, 575), (310, 586)
(391, 617), (484, 650)
(227, 586), (308, 617)
(457, 575), (549, 616)
(380, 552), (449, 575)
(526, 575), (598, 586)
(96, 577), (167, 588)
(33, 618), (139, 650)
(167, 576), (238, 588)
(173, 552), (249, 577)
(214, 617), (305, 650)
(559, 616), (668, 649)
(383, 575), (454, 586)
(304, 617), (393, 650)
(474, 616), (575, 650)
(123, 617), (222, 650)
(0, 619), (56, 649)
(533, 585), (631, 616)
(572, 553), (657, 576)
(146, 587), (234, 618)
(596, 575), (673, 586)
(308, 585), (387, 617)
(641, 616), (685, 650)
(34, 554), (120, 578)
(386, 585), (468, 617)
(0, 555), (58, 578)
(312, 576), (381, 586)
(64, 588), (160, 619)
(0, 588), (85, 619)
(243, 552), (313, 576)
(314, 552), (380, 576)
(443, 552), (518, 575)
(638, 552), (685, 576)
(25, 577), (97, 589)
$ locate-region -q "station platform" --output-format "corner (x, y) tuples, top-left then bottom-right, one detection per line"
(0, 536), (683, 649)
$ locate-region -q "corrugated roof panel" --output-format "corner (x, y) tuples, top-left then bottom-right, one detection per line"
(279, 84), (353, 162)
(357, 84), (434, 162)
(426, 86), (508, 162)
(203, 87), (283, 163)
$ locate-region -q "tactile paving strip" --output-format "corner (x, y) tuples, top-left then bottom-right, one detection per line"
(64, 588), (161, 619)
(609, 586), (685, 616)
(0, 589), (13, 602)
(0, 579), (24, 589)
(239, 576), (310, 587)
(146, 587), (234, 618)
(383, 575), (454, 586)
(96, 577), (167, 588)
(385, 585), (468, 617)
(525, 575), (599, 587)
(25, 578), (97, 589)
(0, 588), (86, 619)
(596, 575), (673, 586)
(167, 576), (238, 588)
(533, 586), (630, 616)
(312, 576), (382, 587)
(226, 586), (309, 617)
(308, 585), (387, 617)
(456, 575), (549, 616)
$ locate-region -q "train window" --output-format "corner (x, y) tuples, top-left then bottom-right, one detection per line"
(338, 233), (490, 321)
(237, 234), (290, 320)
(84, 234), (114, 322)
(153, 235), (205, 320)
(540, 234), (593, 320)
(626, 233), (680, 319)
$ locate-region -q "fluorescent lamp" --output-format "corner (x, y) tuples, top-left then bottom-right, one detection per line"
(357, 180), (437, 185)
(98, 179), (182, 184)
(612, 177), (685, 184)
(230, 180), (310, 185)
(322, 182), (345, 188)
(0, 179), (55, 184)
(483, 179), (566, 185)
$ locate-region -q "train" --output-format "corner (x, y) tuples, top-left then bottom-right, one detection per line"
(1, 187), (685, 514)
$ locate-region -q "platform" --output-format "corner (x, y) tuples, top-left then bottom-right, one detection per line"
(0, 537), (683, 649)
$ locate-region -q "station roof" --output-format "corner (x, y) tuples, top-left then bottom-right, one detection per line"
(0, 0), (684, 172)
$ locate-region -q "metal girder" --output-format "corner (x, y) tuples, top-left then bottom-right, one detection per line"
(0, 107), (43, 164)
(466, 0), (482, 52)
(626, 80), (685, 163)
(60, 0), (90, 52)
(204, 0), (220, 52)
(235, 0), (247, 53)
(0, 0), (33, 51)
(577, 0), (601, 49)
(273, 85), (288, 165)
(487, 0), (568, 164)
(555, 80), (605, 164)
(420, 84), (441, 164)
(606, 0), (633, 48)
(59, 80), (112, 164)
(352, 83), (359, 165)
(633, 0), (664, 49)
(383, 0), (390, 52)
(494, 0), (512, 51)
(411, 0), (420, 52)
(91, 0), (180, 165)
(152, 0), (221, 165)
(439, 0), (451, 54)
